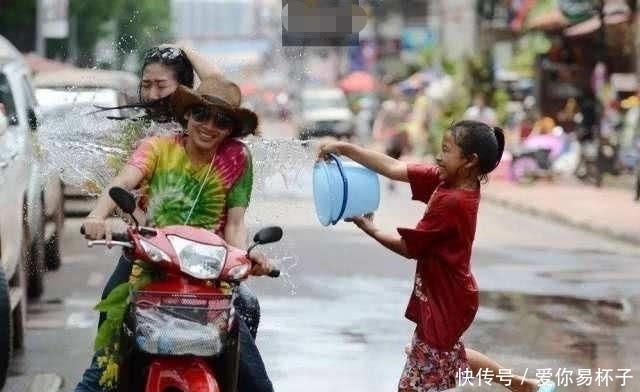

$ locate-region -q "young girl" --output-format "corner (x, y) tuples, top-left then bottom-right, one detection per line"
(318, 120), (557, 392)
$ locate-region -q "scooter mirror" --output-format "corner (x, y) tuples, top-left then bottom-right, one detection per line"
(253, 226), (283, 245)
(109, 187), (137, 215)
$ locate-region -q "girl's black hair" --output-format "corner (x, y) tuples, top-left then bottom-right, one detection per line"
(449, 120), (505, 182)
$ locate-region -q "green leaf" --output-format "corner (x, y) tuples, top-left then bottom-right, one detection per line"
(94, 282), (131, 313)
(94, 318), (119, 352)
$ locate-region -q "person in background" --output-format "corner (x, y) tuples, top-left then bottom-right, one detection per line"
(463, 93), (497, 127)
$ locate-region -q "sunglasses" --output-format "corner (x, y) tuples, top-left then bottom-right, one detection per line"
(190, 106), (236, 129)
(144, 47), (183, 62)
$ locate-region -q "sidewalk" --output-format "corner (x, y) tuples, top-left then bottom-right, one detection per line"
(482, 179), (640, 244)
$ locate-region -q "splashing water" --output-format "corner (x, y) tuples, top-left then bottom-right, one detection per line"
(37, 108), (319, 292)
(36, 105), (178, 192)
(245, 136), (318, 292)
(247, 136), (316, 199)
(270, 256), (299, 296)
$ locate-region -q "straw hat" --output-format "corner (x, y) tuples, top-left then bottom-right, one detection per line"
(170, 74), (258, 137)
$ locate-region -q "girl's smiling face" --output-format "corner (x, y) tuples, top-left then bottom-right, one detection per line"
(435, 131), (477, 185)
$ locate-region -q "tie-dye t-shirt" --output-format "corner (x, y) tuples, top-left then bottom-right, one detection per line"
(127, 134), (252, 233)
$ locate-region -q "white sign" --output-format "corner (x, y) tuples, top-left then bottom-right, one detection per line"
(41, 0), (69, 38)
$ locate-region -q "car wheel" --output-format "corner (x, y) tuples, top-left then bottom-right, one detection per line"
(26, 246), (45, 300)
(0, 267), (13, 389)
(11, 266), (25, 351)
(46, 182), (64, 271)
(24, 219), (45, 301)
(45, 235), (61, 272)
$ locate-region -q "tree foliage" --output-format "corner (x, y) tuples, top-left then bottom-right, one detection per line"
(69, 0), (121, 66)
(0, 0), (170, 68)
(0, 0), (36, 28)
(113, 0), (171, 69)
(72, 0), (171, 68)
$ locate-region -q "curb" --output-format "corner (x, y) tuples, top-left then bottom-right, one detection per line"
(483, 193), (640, 245)
(27, 374), (63, 392)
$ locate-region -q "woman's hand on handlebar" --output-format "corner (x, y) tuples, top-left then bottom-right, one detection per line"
(81, 215), (113, 245)
(248, 251), (275, 277)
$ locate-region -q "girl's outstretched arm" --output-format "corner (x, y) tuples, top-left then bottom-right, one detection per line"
(349, 215), (411, 259)
(319, 141), (409, 182)
(369, 230), (411, 259)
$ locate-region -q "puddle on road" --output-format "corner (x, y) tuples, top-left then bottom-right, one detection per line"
(259, 275), (639, 392)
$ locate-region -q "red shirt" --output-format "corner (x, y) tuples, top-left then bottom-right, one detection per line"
(397, 163), (480, 350)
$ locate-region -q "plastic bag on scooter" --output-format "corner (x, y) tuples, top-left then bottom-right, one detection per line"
(133, 302), (230, 356)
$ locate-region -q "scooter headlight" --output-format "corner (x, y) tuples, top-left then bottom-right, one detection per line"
(168, 235), (227, 280)
(139, 240), (171, 263)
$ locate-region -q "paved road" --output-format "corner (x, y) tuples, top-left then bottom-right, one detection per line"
(6, 119), (640, 391)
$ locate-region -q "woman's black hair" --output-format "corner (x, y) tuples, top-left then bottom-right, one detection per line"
(449, 120), (505, 182)
(92, 47), (195, 123)
(138, 46), (195, 102)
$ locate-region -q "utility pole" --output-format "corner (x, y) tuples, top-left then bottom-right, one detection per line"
(35, 0), (45, 56)
(371, 0), (387, 81)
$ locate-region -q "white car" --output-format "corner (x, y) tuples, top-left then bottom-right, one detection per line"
(298, 87), (355, 139)
(0, 35), (66, 388)
(33, 68), (139, 214)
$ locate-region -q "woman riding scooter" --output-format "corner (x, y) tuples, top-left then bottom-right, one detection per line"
(75, 56), (275, 392)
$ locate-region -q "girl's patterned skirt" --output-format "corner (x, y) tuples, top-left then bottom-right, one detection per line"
(399, 329), (470, 392)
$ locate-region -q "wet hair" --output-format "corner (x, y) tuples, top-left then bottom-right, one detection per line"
(91, 96), (176, 123)
(449, 120), (505, 182)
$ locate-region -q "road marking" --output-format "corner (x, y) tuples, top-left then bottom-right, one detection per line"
(28, 373), (63, 392)
(64, 297), (99, 308)
(26, 318), (66, 329)
(61, 254), (99, 265)
(65, 312), (97, 329)
(87, 272), (104, 288)
(26, 296), (99, 330)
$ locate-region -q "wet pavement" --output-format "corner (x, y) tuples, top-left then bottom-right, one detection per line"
(5, 123), (640, 391)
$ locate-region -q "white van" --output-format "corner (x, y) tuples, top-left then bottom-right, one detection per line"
(299, 87), (355, 139)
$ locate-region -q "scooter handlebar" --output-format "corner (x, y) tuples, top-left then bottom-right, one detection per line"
(80, 225), (130, 242)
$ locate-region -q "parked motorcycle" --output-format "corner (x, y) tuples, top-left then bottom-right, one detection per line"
(510, 132), (573, 184)
(618, 97), (640, 201)
(82, 187), (281, 392)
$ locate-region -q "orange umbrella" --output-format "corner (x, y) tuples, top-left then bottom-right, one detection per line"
(337, 71), (379, 93)
(240, 82), (258, 96)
